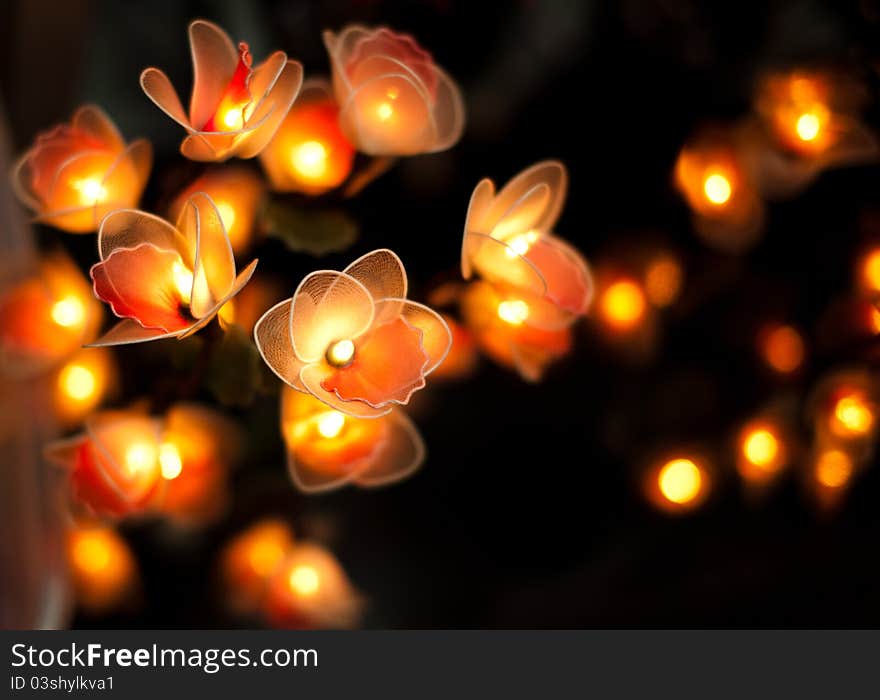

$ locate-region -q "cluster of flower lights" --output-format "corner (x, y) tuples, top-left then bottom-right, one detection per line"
(3, 17), (880, 625)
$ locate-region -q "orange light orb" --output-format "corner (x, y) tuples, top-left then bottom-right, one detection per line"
(761, 324), (805, 374)
(497, 299), (530, 326)
(644, 254), (683, 308)
(860, 249), (880, 292)
(658, 458), (703, 505)
(51, 296), (86, 328)
(600, 280), (646, 330)
(830, 393), (874, 438)
(67, 526), (137, 613)
(815, 449), (853, 488)
(53, 348), (116, 423)
(738, 423), (786, 483)
(703, 172), (732, 205)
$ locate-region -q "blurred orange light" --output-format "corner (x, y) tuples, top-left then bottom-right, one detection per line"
(316, 411), (346, 439)
(291, 140), (329, 180)
(795, 111), (822, 142)
(815, 449), (852, 488)
(125, 442), (157, 476)
(67, 526), (137, 613)
(703, 172), (732, 205)
(860, 249), (880, 292)
(288, 565), (321, 597)
(644, 254), (683, 308)
(158, 442), (183, 480)
(51, 296), (86, 328)
(658, 458), (703, 505)
(58, 363), (97, 402)
(742, 428), (780, 469)
(761, 325), (804, 374)
(830, 393), (874, 437)
(497, 299), (530, 326)
(600, 280), (646, 330)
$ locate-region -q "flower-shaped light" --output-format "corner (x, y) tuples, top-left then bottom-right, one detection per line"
(0, 251), (102, 377)
(141, 19), (303, 162)
(264, 543), (363, 629)
(259, 79), (356, 194)
(323, 25), (465, 156)
(460, 280), (572, 382)
(167, 166), (265, 254)
(254, 249), (451, 418)
(89, 192), (257, 346)
(281, 387), (424, 493)
(461, 160), (593, 330)
(11, 105), (152, 232)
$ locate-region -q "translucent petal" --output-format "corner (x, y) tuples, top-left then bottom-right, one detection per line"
(460, 178), (496, 279)
(235, 58), (304, 159)
(429, 65), (465, 152)
(289, 271), (374, 363)
(299, 363), (390, 418)
(463, 231), (547, 297)
(87, 319), (185, 347)
(489, 183), (552, 241)
(352, 410), (425, 487)
(98, 209), (187, 262)
(524, 234), (593, 316)
(72, 105), (124, 151)
(94, 139), (153, 224)
(188, 19), (240, 130)
(483, 160), (567, 236)
(140, 67), (192, 129)
(253, 299), (306, 389)
(384, 299), (451, 374)
(342, 248), (407, 304)
(178, 259), (257, 336)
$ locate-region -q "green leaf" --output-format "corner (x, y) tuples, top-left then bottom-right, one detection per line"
(263, 200), (359, 256)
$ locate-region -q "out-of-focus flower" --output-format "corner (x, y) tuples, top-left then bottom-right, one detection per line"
(89, 193), (257, 346)
(461, 160), (592, 329)
(141, 20), (303, 162)
(753, 70), (877, 196)
(11, 105), (151, 233)
(66, 525), (138, 614)
(323, 25), (464, 155)
(674, 127), (765, 253)
(167, 166), (265, 254)
(53, 347), (117, 425)
(644, 454), (711, 515)
(220, 519), (295, 616)
(0, 252), (102, 377)
(281, 387), (424, 493)
(263, 542), (363, 629)
(460, 280), (571, 382)
(254, 249), (451, 417)
(259, 79), (356, 194)
(428, 313), (479, 381)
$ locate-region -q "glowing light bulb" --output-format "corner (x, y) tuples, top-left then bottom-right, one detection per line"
(497, 299), (530, 326)
(288, 565), (320, 596)
(124, 442), (156, 476)
(376, 102), (394, 122)
(58, 363), (96, 401)
(861, 249), (880, 292)
(72, 177), (107, 204)
(326, 339), (355, 368)
(158, 442), (183, 480)
(761, 325), (804, 374)
(317, 411), (346, 439)
(51, 296), (86, 328)
(291, 140), (329, 180)
(72, 533), (112, 574)
(222, 107), (244, 130)
(658, 458), (703, 505)
(600, 280), (646, 330)
(172, 259), (194, 302)
(831, 394), (874, 437)
(703, 172), (732, 205)
(796, 112), (821, 142)
(742, 428), (780, 469)
(815, 449), (852, 488)
(215, 200), (236, 233)
(504, 231), (540, 258)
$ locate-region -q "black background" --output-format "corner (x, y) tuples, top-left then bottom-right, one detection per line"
(4, 0), (880, 627)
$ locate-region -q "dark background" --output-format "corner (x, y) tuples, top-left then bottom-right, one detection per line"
(4, 0), (880, 627)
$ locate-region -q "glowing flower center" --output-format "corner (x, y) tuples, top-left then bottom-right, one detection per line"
(72, 534), (111, 574)
(497, 299), (530, 326)
(124, 442), (157, 476)
(172, 259), (194, 302)
(221, 106), (245, 130)
(504, 231), (540, 258)
(796, 112), (821, 142)
(51, 296), (85, 327)
(72, 177), (107, 204)
(601, 280), (646, 329)
(832, 395), (874, 436)
(288, 564), (320, 596)
(158, 442), (183, 480)
(703, 172), (732, 205)
(658, 458), (702, 505)
(291, 140), (329, 179)
(317, 411), (346, 439)
(743, 428), (779, 468)
(376, 87), (399, 123)
(816, 449), (852, 488)
(215, 200), (236, 232)
(59, 363), (96, 401)
(326, 339), (356, 368)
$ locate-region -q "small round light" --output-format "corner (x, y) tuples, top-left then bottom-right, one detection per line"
(326, 339), (355, 368)
(288, 565), (320, 596)
(658, 458), (703, 505)
(703, 172), (732, 205)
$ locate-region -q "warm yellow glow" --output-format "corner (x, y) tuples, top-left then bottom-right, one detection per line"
(219, 299), (236, 325)
(762, 325), (804, 374)
(600, 280), (646, 330)
(815, 449), (852, 488)
(172, 259), (194, 301)
(326, 339), (356, 367)
(703, 172), (732, 205)
(288, 564), (320, 596)
(861, 249), (880, 292)
(58, 363), (97, 402)
(248, 540), (286, 577)
(71, 177), (107, 204)
(125, 442), (157, 476)
(316, 411), (346, 439)
(644, 254), (683, 308)
(71, 532), (112, 574)
(497, 299), (530, 326)
(377, 103), (394, 122)
(795, 112), (821, 142)
(215, 200), (236, 233)
(158, 442), (183, 480)
(51, 296), (86, 328)
(504, 231), (540, 258)
(222, 107), (244, 130)
(742, 428), (780, 468)
(831, 394), (874, 437)
(291, 140), (329, 180)
(658, 459), (702, 505)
